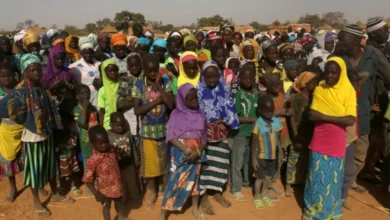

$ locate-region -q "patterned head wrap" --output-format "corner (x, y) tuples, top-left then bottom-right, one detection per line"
(20, 53), (42, 73)
(78, 37), (96, 51)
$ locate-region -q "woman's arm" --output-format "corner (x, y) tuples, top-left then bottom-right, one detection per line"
(133, 97), (161, 116)
(93, 78), (102, 91)
(170, 139), (189, 152)
(309, 110), (355, 127)
(157, 84), (174, 110)
(98, 108), (105, 126)
(238, 117), (257, 124)
(117, 96), (134, 112)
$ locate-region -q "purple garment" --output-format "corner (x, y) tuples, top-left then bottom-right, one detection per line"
(41, 45), (74, 87)
(324, 32), (335, 42)
(166, 83), (207, 144)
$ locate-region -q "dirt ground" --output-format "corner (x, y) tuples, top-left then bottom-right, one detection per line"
(0, 175), (389, 220)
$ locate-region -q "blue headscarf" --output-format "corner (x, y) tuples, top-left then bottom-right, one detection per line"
(136, 37), (149, 46)
(197, 61), (239, 129)
(150, 39), (167, 53)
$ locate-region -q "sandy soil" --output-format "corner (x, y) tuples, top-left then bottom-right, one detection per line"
(0, 175), (389, 220)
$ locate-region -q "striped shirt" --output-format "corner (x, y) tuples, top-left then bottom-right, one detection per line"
(252, 116), (283, 160)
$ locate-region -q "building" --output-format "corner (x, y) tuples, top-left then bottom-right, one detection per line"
(101, 25), (118, 34)
(127, 25), (154, 36)
(318, 23), (333, 31)
(268, 20), (312, 35)
(201, 25), (254, 33)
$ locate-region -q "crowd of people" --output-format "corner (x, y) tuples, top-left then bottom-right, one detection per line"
(0, 18), (389, 220)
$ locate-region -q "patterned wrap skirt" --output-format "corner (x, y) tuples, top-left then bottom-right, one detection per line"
(303, 150), (344, 220)
(287, 148), (309, 184)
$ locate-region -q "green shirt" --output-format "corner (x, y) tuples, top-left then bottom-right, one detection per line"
(234, 88), (259, 136)
(171, 78), (178, 96)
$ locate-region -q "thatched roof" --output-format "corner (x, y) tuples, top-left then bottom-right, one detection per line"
(101, 25), (118, 34)
(355, 21), (366, 29)
(128, 25), (154, 35)
(318, 23), (333, 30)
(386, 18), (390, 26)
(269, 20), (285, 29)
(200, 25), (254, 33)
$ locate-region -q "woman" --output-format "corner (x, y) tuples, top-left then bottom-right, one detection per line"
(160, 83), (207, 220)
(279, 44), (295, 62)
(0, 54), (75, 218)
(111, 33), (129, 75)
(308, 32), (335, 64)
(258, 40), (285, 80)
(184, 35), (199, 53)
(303, 57), (356, 220)
(239, 38), (260, 65)
(70, 38), (101, 108)
(171, 51), (200, 96)
(65, 35), (81, 63)
(41, 45), (74, 89)
(231, 32), (243, 57)
(197, 61), (239, 215)
(136, 37), (150, 57)
(95, 33), (113, 61)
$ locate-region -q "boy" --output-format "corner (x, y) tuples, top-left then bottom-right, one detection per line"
(108, 112), (140, 202)
(252, 95), (283, 209)
(82, 125), (128, 220)
(230, 64), (258, 202)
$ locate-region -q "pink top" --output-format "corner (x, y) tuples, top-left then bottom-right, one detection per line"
(309, 122), (346, 158)
(223, 69), (237, 89)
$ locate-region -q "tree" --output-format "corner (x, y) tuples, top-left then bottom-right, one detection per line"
(298, 14), (323, 28)
(160, 24), (175, 33)
(114, 11), (146, 25)
(249, 21), (269, 32)
(85, 23), (97, 33)
(197, 14), (233, 27)
(64, 25), (79, 34)
(16, 22), (24, 31)
(96, 18), (113, 30)
(15, 19), (38, 31)
(147, 20), (162, 29)
(24, 19), (35, 28)
(321, 12), (347, 29)
(50, 24), (58, 29)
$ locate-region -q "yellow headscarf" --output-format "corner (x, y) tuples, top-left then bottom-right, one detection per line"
(178, 51), (200, 88)
(65, 35), (81, 61)
(197, 49), (211, 62)
(22, 30), (40, 49)
(183, 35), (198, 47)
(101, 59), (119, 115)
(310, 57), (356, 117)
(239, 38), (260, 62)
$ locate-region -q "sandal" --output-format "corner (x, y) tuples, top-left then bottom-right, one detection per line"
(34, 208), (51, 218)
(51, 196), (76, 204)
(214, 195), (231, 207)
(201, 203), (215, 215)
(71, 187), (82, 196)
(253, 199), (264, 210)
(262, 197), (275, 207)
(351, 185), (368, 193)
(229, 192), (246, 202)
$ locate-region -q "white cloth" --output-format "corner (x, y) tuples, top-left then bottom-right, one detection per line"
(112, 55), (128, 74)
(21, 128), (47, 142)
(70, 58), (101, 108)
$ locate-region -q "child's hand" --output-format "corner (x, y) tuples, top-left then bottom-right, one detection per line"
(94, 191), (107, 204)
(155, 73), (162, 86)
(308, 110), (324, 121)
(252, 159), (259, 171)
(187, 150), (200, 162)
(372, 104), (381, 112)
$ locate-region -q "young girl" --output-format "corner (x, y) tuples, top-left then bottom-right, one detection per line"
(0, 63), (24, 202)
(252, 95), (283, 209)
(133, 53), (174, 210)
(230, 64), (258, 202)
(0, 54), (74, 218)
(74, 84), (99, 169)
(108, 112), (140, 202)
(197, 61), (239, 215)
(160, 83), (207, 220)
(303, 57), (356, 220)
(263, 73), (291, 196)
(171, 51), (200, 96)
(211, 45), (236, 88)
(83, 125), (127, 220)
(225, 57), (240, 76)
(286, 71), (318, 197)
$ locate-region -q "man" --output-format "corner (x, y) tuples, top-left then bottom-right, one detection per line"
(333, 24), (383, 207)
(360, 19), (390, 183)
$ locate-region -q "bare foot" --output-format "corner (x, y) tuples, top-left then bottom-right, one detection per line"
(39, 188), (49, 197)
(270, 185), (285, 197)
(142, 193), (157, 210)
(34, 201), (51, 218)
(213, 193), (231, 207)
(192, 207), (206, 220)
(285, 184), (294, 197)
(200, 195), (215, 215)
(51, 194), (76, 204)
(5, 186), (17, 202)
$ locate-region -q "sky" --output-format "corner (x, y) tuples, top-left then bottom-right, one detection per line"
(1, 0), (390, 30)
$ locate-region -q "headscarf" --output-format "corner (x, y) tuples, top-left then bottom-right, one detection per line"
(111, 33), (128, 46)
(197, 61), (239, 129)
(150, 38), (167, 53)
(279, 43), (295, 54)
(9, 53), (62, 135)
(97, 33), (111, 43)
(101, 59), (119, 113)
(78, 37), (96, 51)
(225, 57), (240, 69)
(143, 30), (154, 38)
(293, 71), (316, 92)
(239, 38), (260, 62)
(178, 51), (200, 88)
(296, 34), (316, 46)
(259, 40), (276, 60)
(197, 49), (211, 62)
(183, 35), (198, 47)
(46, 29), (58, 39)
(88, 33), (98, 42)
(166, 83), (207, 143)
(136, 37), (149, 46)
(180, 28), (192, 36)
(14, 29), (26, 42)
(310, 57), (356, 117)
(41, 45), (74, 86)
(65, 35), (81, 61)
(283, 60), (298, 72)
(20, 53), (41, 73)
(318, 32), (335, 50)
(22, 30), (40, 49)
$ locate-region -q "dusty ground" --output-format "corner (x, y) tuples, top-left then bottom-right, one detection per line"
(0, 174), (389, 220)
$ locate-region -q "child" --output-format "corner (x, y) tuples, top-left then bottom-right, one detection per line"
(74, 84), (98, 169)
(132, 53), (174, 210)
(252, 95), (283, 209)
(82, 125), (127, 220)
(286, 71), (318, 197)
(225, 57), (240, 76)
(0, 63), (24, 202)
(263, 73), (291, 197)
(197, 61), (239, 215)
(283, 60), (299, 95)
(160, 83), (207, 220)
(211, 45), (236, 88)
(108, 112), (140, 202)
(230, 64), (259, 202)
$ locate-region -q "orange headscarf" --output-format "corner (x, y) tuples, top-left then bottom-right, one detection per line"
(65, 35), (81, 61)
(111, 33), (128, 46)
(293, 71), (317, 92)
